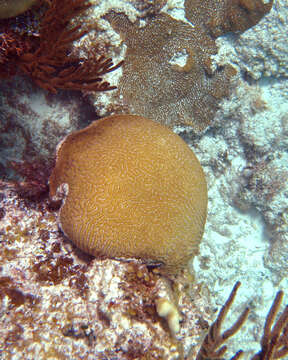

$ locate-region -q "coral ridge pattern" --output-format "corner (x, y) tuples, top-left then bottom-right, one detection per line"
(49, 114), (208, 275)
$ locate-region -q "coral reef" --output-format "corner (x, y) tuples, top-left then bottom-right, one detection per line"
(100, 0), (273, 132)
(251, 289), (288, 359)
(214, 0), (288, 80)
(1, 184), (287, 360)
(156, 296), (182, 335)
(181, 0), (288, 353)
(105, 11), (235, 132)
(0, 182), (211, 359)
(0, 0), (123, 93)
(220, 80), (288, 281)
(196, 282), (249, 360)
(195, 282), (288, 359)
(49, 114), (207, 275)
(184, 0), (273, 38)
(0, 0), (287, 358)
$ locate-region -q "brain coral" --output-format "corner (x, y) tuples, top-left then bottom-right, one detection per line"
(49, 114), (207, 274)
(0, 0), (37, 19)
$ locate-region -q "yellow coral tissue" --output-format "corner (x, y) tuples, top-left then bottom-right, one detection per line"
(49, 114), (207, 274)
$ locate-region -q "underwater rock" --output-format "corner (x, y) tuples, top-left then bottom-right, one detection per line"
(214, 0), (288, 80)
(0, 76), (97, 179)
(184, 0), (274, 38)
(217, 81), (288, 281)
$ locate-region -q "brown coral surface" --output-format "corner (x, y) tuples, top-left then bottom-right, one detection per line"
(106, 12), (235, 132)
(105, 0), (273, 132)
(184, 0), (274, 38)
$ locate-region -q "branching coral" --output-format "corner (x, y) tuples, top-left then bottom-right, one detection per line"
(196, 282), (288, 360)
(0, 0), (123, 93)
(0, 27), (34, 77)
(196, 282), (249, 360)
(251, 290), (288, 359)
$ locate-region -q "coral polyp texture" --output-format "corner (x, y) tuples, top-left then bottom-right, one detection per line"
(105, 0), (273, 132)
(0, 0), (37, 19)
(49, 114), (208, 275)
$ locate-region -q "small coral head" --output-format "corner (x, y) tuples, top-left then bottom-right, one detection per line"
(49, 114), (207, 275)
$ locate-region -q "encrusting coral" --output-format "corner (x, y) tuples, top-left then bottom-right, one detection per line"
(184, 0), (274, 38)
(0, 0), (37, 19)
(0, 0), (123, 93)
(49, 114), (208, 275)
(105, 0), (273, 132)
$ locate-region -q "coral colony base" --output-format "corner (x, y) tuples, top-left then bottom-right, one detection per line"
(1, 0), (288, 359)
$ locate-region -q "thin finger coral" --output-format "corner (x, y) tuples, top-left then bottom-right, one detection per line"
(251, 290), (288, 359)
(195, 282), (288, 360)
(49, 114), (208, 275)
(196, 282), (249, 360)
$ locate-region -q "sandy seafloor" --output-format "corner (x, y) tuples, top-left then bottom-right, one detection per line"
(0, 0), (288, 359)
(188, 0), (288, 355)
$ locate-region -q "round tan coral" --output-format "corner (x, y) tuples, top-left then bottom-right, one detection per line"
(49, 114), (207, 274)
(0, 0), (37, 19)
